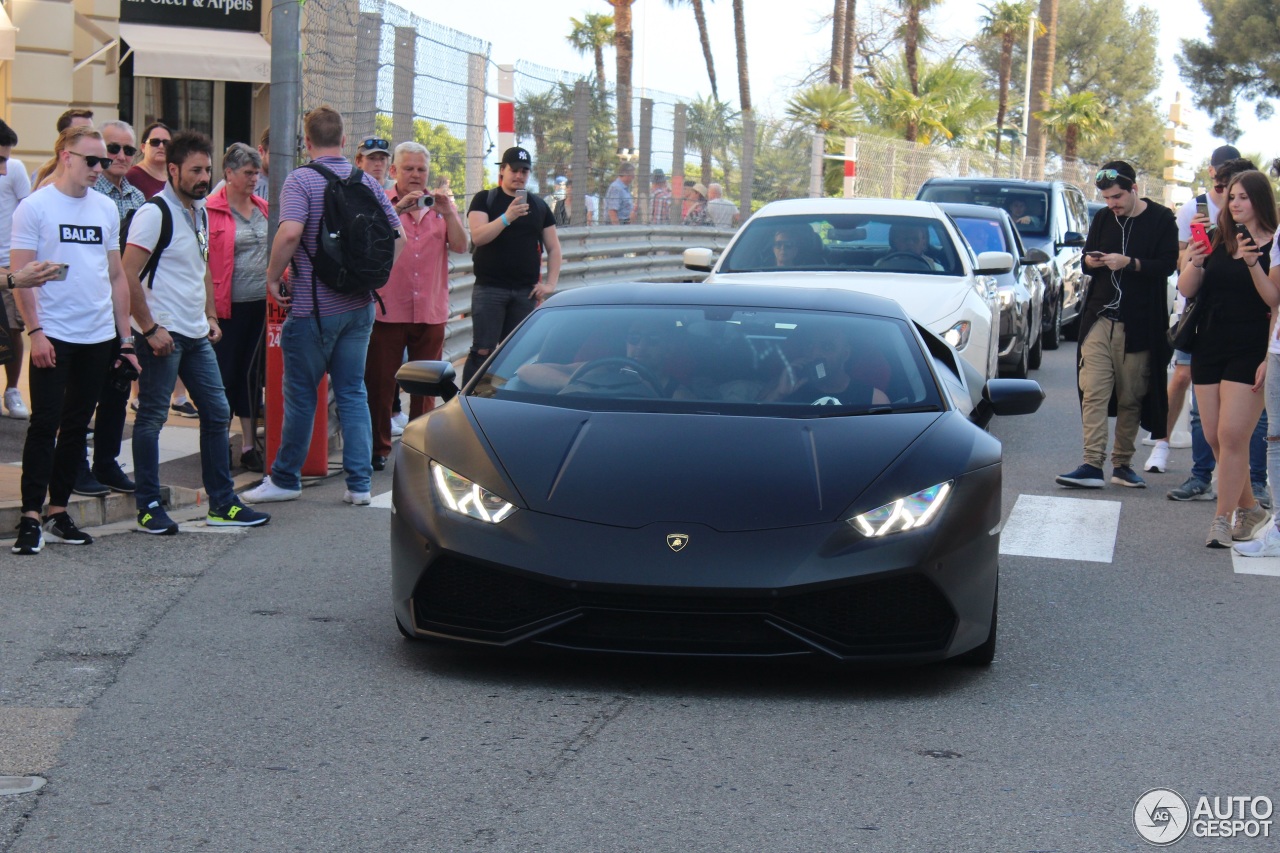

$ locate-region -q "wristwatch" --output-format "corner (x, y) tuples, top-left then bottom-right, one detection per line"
(122, 335), (135, 345)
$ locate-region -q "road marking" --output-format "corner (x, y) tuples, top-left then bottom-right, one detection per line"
(999, 494), (1122, 563)
(370, 490), (393, 509)
(1232, 553), (1280, 577)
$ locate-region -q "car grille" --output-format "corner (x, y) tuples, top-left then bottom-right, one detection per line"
(413, 555), (956, 656)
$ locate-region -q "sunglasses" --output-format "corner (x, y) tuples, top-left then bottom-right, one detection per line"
(68, 151), (110, 169)
(774, 240), (798, 249)
(106, 143), (138, 158)
(146, 137), (170, 147)
(1213, 183), (1227, 192)
(361, 138), (390, 151)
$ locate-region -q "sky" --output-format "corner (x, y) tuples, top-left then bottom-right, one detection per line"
(409, 0), (1278, 170)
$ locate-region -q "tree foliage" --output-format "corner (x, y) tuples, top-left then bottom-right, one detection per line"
(372, 114), (471, 191)
(1176, 0), (1280, 138)
(853, 55), (993, 146)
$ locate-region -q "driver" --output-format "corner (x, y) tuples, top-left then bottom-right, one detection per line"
(1007, 197), (1043, 229)
(876, 223), (944, 271)
(769, 224), (819, 268)
(764, 323), (891, 406)
(515, 318), (692, 398)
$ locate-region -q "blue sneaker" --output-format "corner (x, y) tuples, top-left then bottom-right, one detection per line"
(1056, 463), (1105, 488)
(207, 499), (271, 528)
(137, 501), (179, 535)
(1110, 465), (1146, 488)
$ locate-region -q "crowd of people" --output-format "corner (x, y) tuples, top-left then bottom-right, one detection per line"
(1055, 147), (1280, 557)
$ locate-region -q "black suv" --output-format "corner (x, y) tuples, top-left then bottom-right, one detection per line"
(917, 178), (1090, 348)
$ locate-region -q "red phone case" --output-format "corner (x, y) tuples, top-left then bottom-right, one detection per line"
(1190, 222), (1212, 253)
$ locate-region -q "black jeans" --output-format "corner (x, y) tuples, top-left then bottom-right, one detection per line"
(77, 337), (127, 474)
(213, 299), (266, 418)
(22, 337), (114, 513)
(463, 284), (537, 384)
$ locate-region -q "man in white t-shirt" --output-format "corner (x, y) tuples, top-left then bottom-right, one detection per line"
(123, 130), (270, 536)
(0, 118), (32, 419)
(9, 126), (139, 555)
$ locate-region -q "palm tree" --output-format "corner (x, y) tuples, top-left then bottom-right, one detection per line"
(667, 0), (718, 100)
(896, 0), (940, 97)
(1035, 90), (1110, 163)
(980, 0), (1042, 158)
(515, 89), (564, 181)
(606, 0), (636, 150)
(853, 55), (992, 145)
(841, 0), (857, 91)
(567, 13), (614, 100)
(686, 95), (738, 184)
(830, 0), (847, 86)
(1027, 0), (1058, 175)
(787, 84), (859, 136)
(732, 0), (753, 211)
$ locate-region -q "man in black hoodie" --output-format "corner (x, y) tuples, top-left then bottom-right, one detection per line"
(1057, 160), (1179, 490)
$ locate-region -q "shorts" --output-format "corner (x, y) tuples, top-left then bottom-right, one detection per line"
(1173, 348), (1191, 366)
(1, 289), (20, 330)
(1191, 346), (1267, 386)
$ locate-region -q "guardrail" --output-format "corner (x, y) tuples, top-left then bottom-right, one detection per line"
(440, 225), (739, 362)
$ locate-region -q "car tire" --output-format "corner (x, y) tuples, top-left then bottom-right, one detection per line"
(954, 585), (997, 667)
(1003, 338), (1029, 379)
(1027, 325), (1043, 370)
(1042, 295), (1061, 350)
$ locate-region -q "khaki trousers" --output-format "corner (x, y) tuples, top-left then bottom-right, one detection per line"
(1079, 317), (1150, 468)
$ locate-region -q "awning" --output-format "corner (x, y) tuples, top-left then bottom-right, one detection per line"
(0, 8), (17, 62)
(119, 23), (270, 84)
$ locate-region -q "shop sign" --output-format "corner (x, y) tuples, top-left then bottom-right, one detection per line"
(121, 0), (260, 33)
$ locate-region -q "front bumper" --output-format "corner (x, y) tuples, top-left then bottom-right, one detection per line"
(391, 447), (1002, 664)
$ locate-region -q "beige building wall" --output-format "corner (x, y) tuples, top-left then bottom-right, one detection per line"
(9, 0), (76, 163)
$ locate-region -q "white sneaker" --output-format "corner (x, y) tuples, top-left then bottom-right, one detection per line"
(4, 388), (29, 419)
(391, 411), (409, 430)
(1233, 524), (1280, 557)
(1143, 441), (1169, 473)
(390, 418), (404, 437)
(242, 477), (302, 503)
(343, 490), (372, 506)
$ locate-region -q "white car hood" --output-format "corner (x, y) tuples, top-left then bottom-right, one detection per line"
(706, 270), (969, 328)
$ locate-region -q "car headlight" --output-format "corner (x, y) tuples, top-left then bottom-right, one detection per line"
(997, 288), (1015, 310)
(943, 321), (971, 350)
(430, 461), (517, 523)
(848, 481), (952, 538)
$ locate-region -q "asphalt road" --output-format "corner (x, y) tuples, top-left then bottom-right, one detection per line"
(2, 343), (1278, 852)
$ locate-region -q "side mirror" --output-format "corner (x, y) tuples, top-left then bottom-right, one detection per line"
(1022, 247), (1051, 265)
(397, 360), (458, 402)
(1058, 231), (1086, 249)
(975, 251), (1014, 275)
(983, 378), (1044, 416)
(683, 247), (714, 272)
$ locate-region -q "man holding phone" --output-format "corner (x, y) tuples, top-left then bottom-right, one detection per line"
(365, 141), (466, 472)
(1056, 160), (1178, 491)
(463, 146), (561, 384)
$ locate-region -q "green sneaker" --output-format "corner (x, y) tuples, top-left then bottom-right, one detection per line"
(207, 499), (271, 528)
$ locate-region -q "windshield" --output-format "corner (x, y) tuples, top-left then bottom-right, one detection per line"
(470, 304), (944, 416)
(918, 184), (1051, 236)
(953, 216), (1010, 255)
(718, 213), (965, 276)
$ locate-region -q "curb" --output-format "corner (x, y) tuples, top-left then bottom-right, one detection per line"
(0, 484), (202, 539)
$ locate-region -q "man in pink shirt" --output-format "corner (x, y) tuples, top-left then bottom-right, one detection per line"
(366, 141), (466, 470)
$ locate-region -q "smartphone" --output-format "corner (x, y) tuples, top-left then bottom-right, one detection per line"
(1085, 251), (1104, 260)
(1235, 222), (1253, 242)
(51, 263), (69, 281)
(1190, 222), (1213, 253)
(1196, 200), (1209, 219)
(417, 194), (435, 208)
(514, 189), (528, 206)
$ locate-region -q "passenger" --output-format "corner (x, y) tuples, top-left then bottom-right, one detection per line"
(764, 324), (890, 406)
(876, 223), (944, 271)
(1007, 197), (1043, 230)
(769, 225), (821, 268)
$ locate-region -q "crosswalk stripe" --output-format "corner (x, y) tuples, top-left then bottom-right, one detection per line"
(370, 490), (393, 509)
(999, 494), (1123, 563)
(1232, 553), (1280, 577)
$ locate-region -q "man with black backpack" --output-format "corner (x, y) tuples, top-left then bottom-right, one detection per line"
(245, 105), (402, 507)
(462, 146), (561, 384)
(125, 130), (270, 534)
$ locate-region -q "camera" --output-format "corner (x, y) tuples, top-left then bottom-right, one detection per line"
(107, 356), (139, 394)
(417, 194), (435, 208)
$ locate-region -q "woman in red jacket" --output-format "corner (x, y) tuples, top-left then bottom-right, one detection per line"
(207, 143), (270, 472)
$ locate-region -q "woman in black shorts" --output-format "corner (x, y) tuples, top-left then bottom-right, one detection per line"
(1180, 169), (1277, 547)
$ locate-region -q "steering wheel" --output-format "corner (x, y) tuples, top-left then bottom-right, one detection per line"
(561, 357), (666, 397)
(875, 251), (935, 271)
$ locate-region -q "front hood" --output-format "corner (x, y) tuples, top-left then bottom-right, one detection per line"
(707, 270), (968, 328)
(461, 398), (941, 531)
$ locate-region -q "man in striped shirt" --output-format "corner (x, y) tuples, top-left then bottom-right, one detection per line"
(244, 105), (402, 507)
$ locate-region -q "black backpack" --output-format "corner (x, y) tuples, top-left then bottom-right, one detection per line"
(300, 162), (397, 300)
(121, 197), (174, 289)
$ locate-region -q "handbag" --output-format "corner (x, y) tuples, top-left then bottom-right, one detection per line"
(1168, 296), (1202, 352)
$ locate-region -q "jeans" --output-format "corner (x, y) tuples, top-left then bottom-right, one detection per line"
(272, 303), (374, 493)
(1189, 387), (1267, 486)
(21, 337), (113, 513)
(134, 331), (235, 511)
(463, 284), (537, 384)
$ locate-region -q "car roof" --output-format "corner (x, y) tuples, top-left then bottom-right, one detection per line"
(747, 197), (949, 219)
(920, 176), (1066, 191)
(935, 202), (1015, 222)
(543, 281), (915, 321)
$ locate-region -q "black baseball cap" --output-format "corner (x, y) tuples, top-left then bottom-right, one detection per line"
(1210, 145), (1241, 167)
(498, 146), (532, 170)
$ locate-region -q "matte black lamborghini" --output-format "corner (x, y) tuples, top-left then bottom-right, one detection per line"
(391, 283), (1042, 666)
